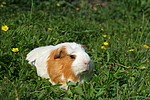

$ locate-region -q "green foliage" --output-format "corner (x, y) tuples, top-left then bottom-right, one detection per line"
(0, 0), (150, 99)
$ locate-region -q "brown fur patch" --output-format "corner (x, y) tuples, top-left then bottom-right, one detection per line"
(47, 46), (78, 85)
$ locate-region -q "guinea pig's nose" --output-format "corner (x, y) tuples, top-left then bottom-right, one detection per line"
(84, 62), (90, 70)
(84, 61), (90, 65)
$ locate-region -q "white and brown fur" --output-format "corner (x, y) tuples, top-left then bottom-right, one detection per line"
(26, 42), (93, 89)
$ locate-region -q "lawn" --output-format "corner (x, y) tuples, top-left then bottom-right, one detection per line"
(0, 0), (150, 99)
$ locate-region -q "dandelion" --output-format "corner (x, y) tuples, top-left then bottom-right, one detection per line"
(141, 66), (146, 70)
(103, 42), (109, 46)
(102, 34), (107, 38)
(118, 38), (120, 41)
(101, 28), (104, 31)
(52, 38), (55, 40)
(143, 45), (149, 48)
(1, 4), (3, 7)
(57, 3), (60, 6)
(101, 46), (106, 49)
(127, 49), (135, 52)
(76, 8), (80, 10)
(136, 43), (138, 45)
(94, 7), (97, 11)
(14, 5), (18, 8)
(48, 28), (52, 31)
(12, 48), (19, 52)
(1, 25), (9, 31)
(139, 31), (141, 34)
(2, 2), (6, 5)
(131, 16), (134, 18)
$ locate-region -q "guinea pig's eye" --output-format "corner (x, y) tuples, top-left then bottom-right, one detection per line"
(70, 55), (75, 59)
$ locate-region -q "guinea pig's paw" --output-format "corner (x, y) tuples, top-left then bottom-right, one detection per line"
(59, 84), (68, 90)
(49, 79), (56, 85)
(67, 79), (75, 84)
(49, 79), (69, 90)
(60, 81), (77, 90)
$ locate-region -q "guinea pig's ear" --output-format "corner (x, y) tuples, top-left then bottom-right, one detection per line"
(81, 45), (86, 52)
(54, 50), (63, 59)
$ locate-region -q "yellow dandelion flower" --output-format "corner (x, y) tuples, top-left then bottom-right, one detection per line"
(101, 46), (106, 49)
(139, 31), (141, 34)
(12, 48), (19, 52)
(143, 45), (149, 48)
(2, 2), (6, 5)
(76, 8), (80, 10)
(57, 3), (60, 6)
(94, 7), (97, 11)
(14, 5), (18, 8)
(1, 25), (9, 31)
(141, 66), (146, 70)
(48, 28), (52, 31)
(102, 34), (107, 38)
(118, 38), (120, 41)
(52, 38), (55, 40)
(127, 49), (135, 52)
(131, 16), (134, 18)
(140, 26), (142, 29)
(1, 4), (3, 7)
(103, 42), (109, 46)
(101, 28), (104, 31)
(136, 43), (138, 45)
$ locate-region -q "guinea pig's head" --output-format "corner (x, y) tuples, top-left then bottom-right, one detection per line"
(68, 47), (91, 76)
(55, 43), (91, 76)
(47, 43), (92, 83)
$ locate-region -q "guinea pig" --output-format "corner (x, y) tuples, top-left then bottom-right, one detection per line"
(26, 42), (93, 89)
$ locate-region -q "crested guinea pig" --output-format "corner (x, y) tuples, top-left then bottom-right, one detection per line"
(26, 42), (93, 89)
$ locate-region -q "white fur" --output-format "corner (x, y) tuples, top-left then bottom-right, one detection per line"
(26, 46), (54, 78)
(26, 42), (93, 89)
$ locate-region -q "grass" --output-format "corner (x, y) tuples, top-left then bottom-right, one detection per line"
(0, 0), (150, 99)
